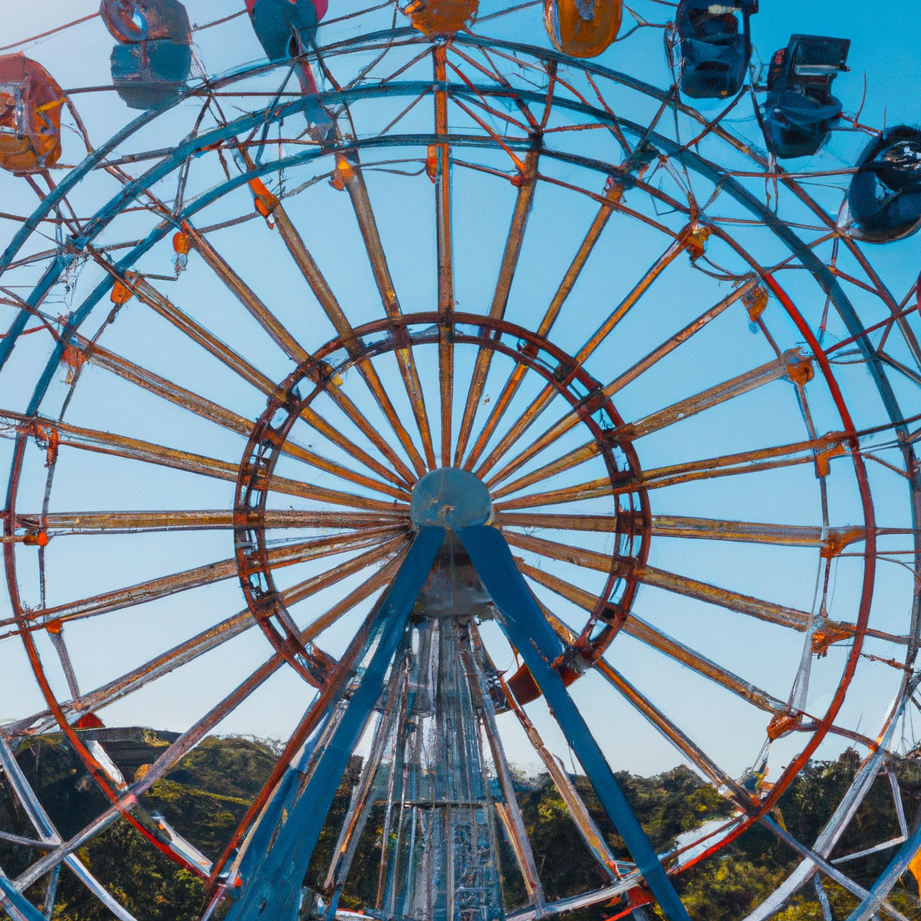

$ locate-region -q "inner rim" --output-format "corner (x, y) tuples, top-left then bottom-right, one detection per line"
(233, 313), (651, 687)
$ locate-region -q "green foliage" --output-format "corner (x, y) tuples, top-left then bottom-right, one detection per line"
(4, 735), (921, 921)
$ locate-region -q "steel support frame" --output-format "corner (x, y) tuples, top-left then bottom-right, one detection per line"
(225, 526), (446, 921)
(456, 524), (691, 921)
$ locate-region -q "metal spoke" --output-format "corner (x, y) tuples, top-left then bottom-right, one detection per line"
(496, 511), (619, 532)
(232, 140), (435, 473)
(461, 182), (626, 472)
(471, 234), (691, 479)
(130, 261), (419, 485)
(270, 195), (436, 478)
(339, 154), (432, 475)
(491, 349), (811, 497)
(122, 274), (409, 489)
(503, 678), (622, 880)
(454, 148), (540, 465)
(644, 515), (866, 549)
(609, 350), (811, 445)
(486, 280), (760, 488)
(517, 560), (785, 715)
(493, 432), (845, 510)
(78, 338), (408, 500)
(5, 538), (409, 737)
(3, 528), (401, 631)
(13, 509), (407, 535)
(129, 273), (279, 394)
(574, 229), (693, 366)
(182, 222), (308, 362)
(2, 411), (404, 513)
(523, 584), (753, 797)
(435, 44), (455, 468)
(502, 530), (879, 644)
(595, 659), (744, 796)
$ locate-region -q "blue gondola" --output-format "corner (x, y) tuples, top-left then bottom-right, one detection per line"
(101, 0), (192, 110)
(246, 0), (327, 61)
(848, 126), (921, 243)
(761, 34), (849, 159)
(675, 0), (757, 100)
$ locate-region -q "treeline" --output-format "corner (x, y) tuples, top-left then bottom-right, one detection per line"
(1, 732), (919, 920)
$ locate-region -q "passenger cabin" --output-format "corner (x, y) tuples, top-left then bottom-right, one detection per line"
(544, 0), (622, 59)
(675, 0), (757, 100)
(403, 0), (479, 35)
(247, 0), (328, 61)
(761, 34), (849, 159)
(101, 0), (192, 110)
(0, 55), (65, 173)
(849, 126), (921, 243)
(246, 0), (333, 141)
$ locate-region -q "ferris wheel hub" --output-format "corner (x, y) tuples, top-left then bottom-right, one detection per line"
(410, 467), (493, 530)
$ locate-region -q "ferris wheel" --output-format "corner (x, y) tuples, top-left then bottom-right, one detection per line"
(0, 2), (919, 920)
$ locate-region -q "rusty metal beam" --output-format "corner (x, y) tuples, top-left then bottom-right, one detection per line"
(14, 509), (407, 535)
(485, 279), (760, 488)
(1, 411), (404, 513)
(454, 149), (540, 465)
(4, 529), (401, 630)
(518, 560), (785, 715)
(4, 539), (409, 738)
(472, 234), (692, 479)
(77, 338), (408, 500)
(435, 45), (455, 468)
(125, 274), (410, 489)
(341, 157), (432, 476)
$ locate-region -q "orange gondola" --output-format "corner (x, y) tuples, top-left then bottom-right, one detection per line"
(403, 0), (479, 35)
(0, 54), (65, 173)
(544, 0), (622, 59)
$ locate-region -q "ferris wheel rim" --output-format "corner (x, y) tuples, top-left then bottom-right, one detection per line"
(0, 14), (919, 920)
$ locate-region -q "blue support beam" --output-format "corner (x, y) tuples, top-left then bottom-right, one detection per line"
(226, 526), (445, 921)
(0, 874), (47, 921)
(457, 524), (692, 921)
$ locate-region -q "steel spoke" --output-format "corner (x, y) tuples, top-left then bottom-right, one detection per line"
(435, 45), (455, 468)
(231, 139), (435, 474)
(339, 154), (432, 476)
(486, 280), (760, 488)
(472, 234), (691, 479)
(496, 511), (619, 532)
(1, 411), (404, 513)
(501, 511), (867, 550)
(610, 349), (811, 444)
(129, 274), (279, 394)
(123, 274), (409, 489)
(503, 530), (879, 644)
(493, 432), (845, 510)
(517, 560), (785, 715)
(645, 515), (866, 549)
(132, 262), (419, 485)
(5, 538), (409, 737)
(9, 545), (409, 894)
(271, 196), (435, 479)
(491, 349), (810, 498)
(461, 182), (625, 472)
(4, 529), (402, 630)
(182, 222), (308, 362)
(595, 658), (746, 796)
(454, 149), (540, 466)
(14, 509), (407, 535)
(78, 338), (408, 500)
